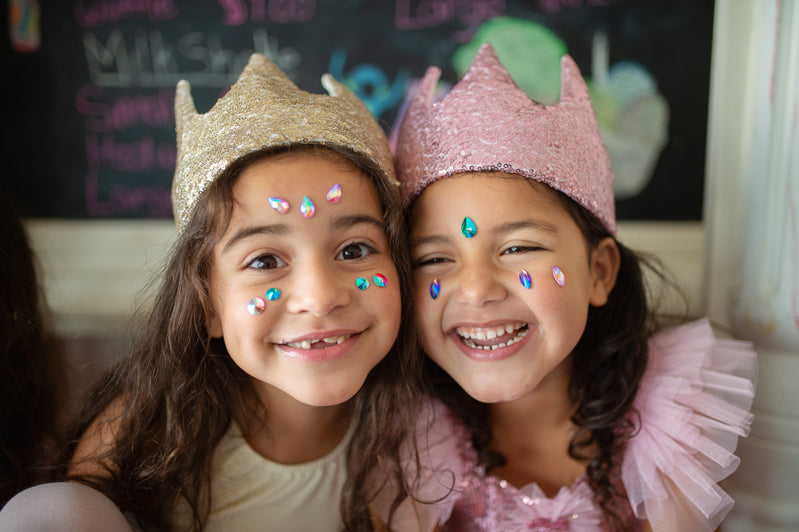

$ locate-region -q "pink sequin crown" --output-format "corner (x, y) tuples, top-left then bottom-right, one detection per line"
(395, 43), (616, 233)
(172, 53), (396, 233)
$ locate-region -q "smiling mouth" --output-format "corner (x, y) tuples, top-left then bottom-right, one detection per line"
(282, 334), (353, 350)
(454, 322), (529, 351)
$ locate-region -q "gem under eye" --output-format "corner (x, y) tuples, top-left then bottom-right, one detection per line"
(326, 184), (342, 203)
(430, 278), (440, 300)
(356, 277), (369, 290)
(519, 269), (532, 289)
(300, 196), (315, 218)
(461, 217), (477, 238)
(268, 197), (290, 214)
(372, 273), (387, 287)
(247, 297), (266, 315)
(553, 266), (565, 287)
(266, 288), (281, 300)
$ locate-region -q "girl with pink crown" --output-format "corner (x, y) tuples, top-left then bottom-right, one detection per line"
(0, 54), (423, 531)
(374, 43), (757, 531)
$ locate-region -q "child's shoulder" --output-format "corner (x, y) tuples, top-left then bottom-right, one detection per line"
(621, 318), (757, 531)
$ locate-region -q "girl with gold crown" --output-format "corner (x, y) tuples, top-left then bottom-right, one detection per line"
(373, 43), (757, 531)
(0, 54), (422, 531)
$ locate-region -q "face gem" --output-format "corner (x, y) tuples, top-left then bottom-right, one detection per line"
(247, 297), (266, 315)
(300, 196), (316, 218)
(552, 266), (565, 287)
(326, 183), (342, 203)
(519, 269), (532, 289)
(372, 273), (387, 287)
(461, 216), (477, 238)
(268, 197), (290, 214)
(266, 288), (281, 300)
(356, 277), (369, 290)
(429, 278), (441, 300)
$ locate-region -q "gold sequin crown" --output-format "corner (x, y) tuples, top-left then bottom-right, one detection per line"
(172, 53), (397, 232)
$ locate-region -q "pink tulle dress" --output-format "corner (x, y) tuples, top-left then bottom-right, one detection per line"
(378, 319), (757, 532)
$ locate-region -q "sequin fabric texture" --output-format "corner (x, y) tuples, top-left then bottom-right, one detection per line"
(394, 43), (616, 234)
(172, 53), (396, 233)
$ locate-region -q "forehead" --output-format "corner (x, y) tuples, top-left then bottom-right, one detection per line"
(232, 151), (380, 211)
(411, 172), (564, 226)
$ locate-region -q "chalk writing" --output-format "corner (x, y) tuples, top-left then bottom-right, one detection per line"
(83, 28), (301, 87)
(75, 85), (174, 133)
(73, 0), (178, 28)
(218, 0), (316, 25)
(85, 172), (172, 216)
(395, 0), (505, 30)
(537, 0), (612, 13)
(85, 133), (175, 174)
(328, 50), (409, 119)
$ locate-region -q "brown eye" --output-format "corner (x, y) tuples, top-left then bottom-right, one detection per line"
(337, 242), (376, 261)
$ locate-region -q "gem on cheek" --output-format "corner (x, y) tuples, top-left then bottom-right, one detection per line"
(553, 266), (565, 287)
(461, 216), (477, 238)
(326, 183), (342, 203)
(519, 269), (532, 289)
(247, 297), (266, 315)
(300, 196), (315, 218)
(430, 278), (441, 300)
(372, 273), (387, 287)
(356, 277), (369, 290)
(266, 288), (281, 300)
(267, 197), (290, 214)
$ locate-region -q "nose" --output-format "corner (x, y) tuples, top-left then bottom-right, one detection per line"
(284, 259), (351, 317)
(453, 258), (507, 307)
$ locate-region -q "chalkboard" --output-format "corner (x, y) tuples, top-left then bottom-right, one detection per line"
(1, 0), (714, 221)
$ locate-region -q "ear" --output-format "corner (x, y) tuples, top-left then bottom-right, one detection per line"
(588, 237), (621, 307)
(206, 308), (223, 338)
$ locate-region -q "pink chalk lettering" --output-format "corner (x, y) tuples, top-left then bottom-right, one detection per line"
(268, 0), (316, 23)
(73, 0), (178, 29)
(84, 133), (175, 172)
(395, 0), (504, 31)
(219, 0), (248, 26)
(85, 171), (171, 217)
(537, 0), (612, 13)
(76, 85), (174, 133)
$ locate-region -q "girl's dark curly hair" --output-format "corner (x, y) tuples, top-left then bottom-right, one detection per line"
(426, 179), (676, 529)
(63, 145), (422, 531)
(0, 193), (65, 505)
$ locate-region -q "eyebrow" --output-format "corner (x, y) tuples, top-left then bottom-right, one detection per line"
(222, 214), (384, 253)
(222, 224), (289, 253)
(491, 219), (560, 236)
(412, 219), (559, 247)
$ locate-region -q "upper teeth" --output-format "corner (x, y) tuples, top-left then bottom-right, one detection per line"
(455, 322), (525, 340)
(285, 335), (351, 349)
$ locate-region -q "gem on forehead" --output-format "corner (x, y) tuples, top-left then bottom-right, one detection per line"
(247, 297), (266, 315)
(429, 278), (441, 300)
(300, 196), (315, 218)
(519, 269), (532, 289)
(356, 277), (369, 290)
(553, 266), (565, 287)
(268, 197), (290, 214)
(326, 183), (342, 203)
(266, 288), (281, 300)
(461, 217), (477, 238)
(372, 273), (387, 287)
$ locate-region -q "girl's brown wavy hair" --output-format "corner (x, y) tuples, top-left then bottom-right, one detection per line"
(64, 145), (422, 531)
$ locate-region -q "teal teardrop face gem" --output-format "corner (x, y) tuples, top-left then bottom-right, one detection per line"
(300, 196), (315, 218)
(372, 273), (387, 287)
(461, 216), (477, 238)
(429, 278), (440, 300)
(356, 277), (369, 290)
(519, 269), (532, 289)
(265, 288), (281, 300)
